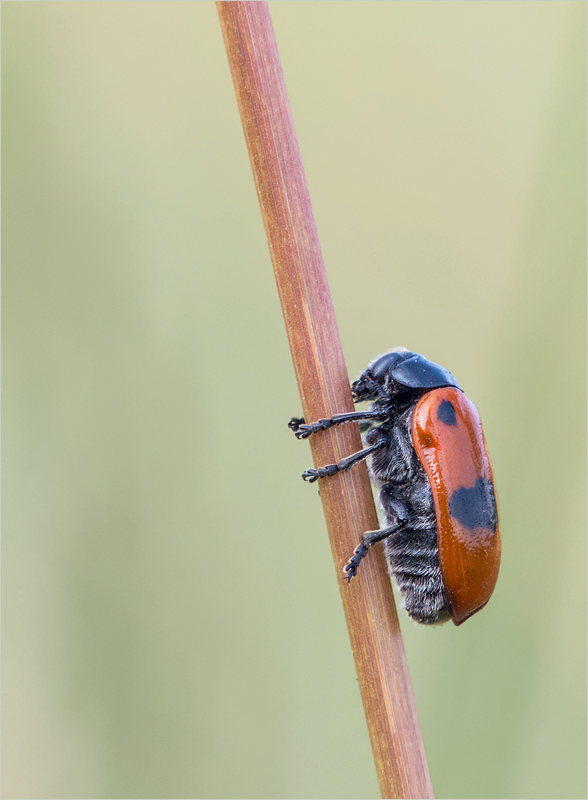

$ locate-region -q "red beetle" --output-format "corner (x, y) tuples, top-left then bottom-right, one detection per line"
(289, 348), (501, 626)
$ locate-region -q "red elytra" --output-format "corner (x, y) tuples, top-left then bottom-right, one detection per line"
(412, 387), (501, 625)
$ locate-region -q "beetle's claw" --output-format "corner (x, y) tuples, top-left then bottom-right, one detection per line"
(302, 469), (319, 483)
(288, 417), (304, 432)
(343, 543), (368, 581)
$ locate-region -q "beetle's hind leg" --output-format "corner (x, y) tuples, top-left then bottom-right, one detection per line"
(343, 499), (408, 581)
(302, 439), (386, 483)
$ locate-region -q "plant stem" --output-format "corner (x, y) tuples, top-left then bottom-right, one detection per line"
(216, 4), (434, 797)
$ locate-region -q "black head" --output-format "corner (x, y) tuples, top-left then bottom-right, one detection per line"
(351, 348), (461, 402)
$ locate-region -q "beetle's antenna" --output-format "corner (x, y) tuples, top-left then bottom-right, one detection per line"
(217, 4), (433, 797)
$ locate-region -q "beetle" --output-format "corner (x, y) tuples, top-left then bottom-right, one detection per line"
(289, 348), (501, 626)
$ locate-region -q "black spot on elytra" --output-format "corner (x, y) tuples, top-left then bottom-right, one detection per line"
(449, 478), (498, 532)
(437, 400), (457, 426)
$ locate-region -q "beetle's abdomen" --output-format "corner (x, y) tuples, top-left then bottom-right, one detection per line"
(383, 520), (451, 626)
(366, 409), (451, 625)
(412, 387), (501, 625)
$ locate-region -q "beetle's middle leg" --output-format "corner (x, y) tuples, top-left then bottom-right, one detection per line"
(301, 439), (386, 483)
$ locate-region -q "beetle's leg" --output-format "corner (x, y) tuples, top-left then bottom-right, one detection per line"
(302, 439), (385, 483)
(343, 500), (409, 581)
(288, 410), (388, 439)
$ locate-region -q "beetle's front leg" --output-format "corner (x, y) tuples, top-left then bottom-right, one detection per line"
(288, 410), (387, 440)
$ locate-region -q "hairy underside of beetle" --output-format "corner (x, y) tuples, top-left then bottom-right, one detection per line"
(365, 404), (451, 625)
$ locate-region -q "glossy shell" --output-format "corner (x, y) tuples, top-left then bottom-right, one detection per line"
(412, 387), (501, 625)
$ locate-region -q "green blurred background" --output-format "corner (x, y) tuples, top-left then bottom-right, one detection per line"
(3, 2), (586, 798)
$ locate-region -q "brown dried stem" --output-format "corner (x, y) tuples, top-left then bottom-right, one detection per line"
(216, 3), (433, 798)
